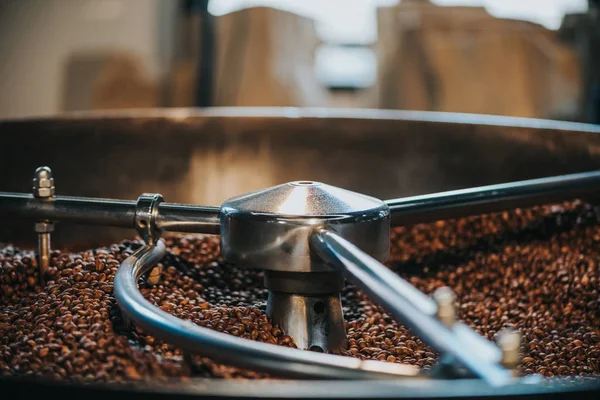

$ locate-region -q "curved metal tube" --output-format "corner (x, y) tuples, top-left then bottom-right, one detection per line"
(385, 170), (600, 227)
(113, 241), (422, 380)
(310, 229), (512, 387)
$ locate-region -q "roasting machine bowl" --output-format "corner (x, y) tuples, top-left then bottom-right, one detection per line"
(1, 107), (600, 399)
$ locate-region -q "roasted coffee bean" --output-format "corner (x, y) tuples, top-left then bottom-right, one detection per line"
(1, 202), (600, 382)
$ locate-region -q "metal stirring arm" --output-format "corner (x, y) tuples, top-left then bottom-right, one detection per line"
(113, 240), (422, 380)
(309, 229), (512, 387)
(385, 170), (600, 226)
(0, 192), (221, 234)
(2, 171), (600, 232)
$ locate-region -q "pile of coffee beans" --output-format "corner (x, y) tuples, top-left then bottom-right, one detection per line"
(0, 200), (598, 383)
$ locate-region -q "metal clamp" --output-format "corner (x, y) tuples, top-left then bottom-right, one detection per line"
(135, 193), (164, 286)
(135, 193), (164, 246)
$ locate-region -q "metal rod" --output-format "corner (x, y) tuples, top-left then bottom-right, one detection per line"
(0, 193), (136, 227)
(310, 229), (512, 387)
(0, 193), (221, 234)
(37, 232), (50, 278)
(156, 203), (220, 234)
(4, 170), (599, 235)
(32, 166), (55, 282)
(113, 241), (422, 380)
(385, 170), (600, 226)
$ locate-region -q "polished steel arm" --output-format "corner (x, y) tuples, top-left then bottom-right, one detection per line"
(0, 193), (220, 234)
(3, 170), (600, 235)
(310, 229), (512, 387)
(113, 241), (422, 380)
(385, 170), (600, 227)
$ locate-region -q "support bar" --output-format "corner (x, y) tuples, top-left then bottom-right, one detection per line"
(385, 171), (600, 227)
(310, 229), (512, 387)
(0, 193), (221, 234)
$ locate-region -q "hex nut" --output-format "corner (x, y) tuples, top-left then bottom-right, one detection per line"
(34, 186), (55, 198)
(34, 179), (54, 188)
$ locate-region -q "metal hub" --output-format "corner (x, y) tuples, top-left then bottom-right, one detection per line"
(219, 181), (390, 351)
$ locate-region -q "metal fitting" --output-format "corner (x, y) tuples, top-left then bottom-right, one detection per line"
(35, 221), (55, 233)
(33, 166), (55, 283)
(433, 286), (457, 327)
(33, 166), (55, 199)
(135, 193), (164, 285)
(496, 328), (522, 376)
(220, 181), (390, 352)
(135, 193), (164, 246)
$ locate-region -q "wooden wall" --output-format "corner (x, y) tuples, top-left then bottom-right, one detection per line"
(377, 3), (581, 119)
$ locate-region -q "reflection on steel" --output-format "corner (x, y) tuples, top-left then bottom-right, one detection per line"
(386, 171), (600, 227)
(219, 181), (390, 352)
(0, 193), (221, 234)
(310, 229), (512, 387)
(113, 241), (422, 380)
(4, 171), (600, 240)
(266, 290), (346, 353)
(135, 193), (165, 285)
(220, 181), (390, 273)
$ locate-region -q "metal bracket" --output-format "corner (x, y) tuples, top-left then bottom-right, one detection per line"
(135, 193), (164, 286)
(135, 193), (164, 246)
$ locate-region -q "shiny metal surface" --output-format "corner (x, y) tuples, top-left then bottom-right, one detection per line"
(32, 167), (55, 199)
(37, 232), (51, 281)
(155, 203), (221, 234)
(310, 229), (512, 387)
(113, 241), (422, 380)
(220, 181), (390, 273)
(267, 291), (346, 352)
(0, 193), (221, 234)
(3, 374), (599, 399)
(222, 181), (388, 216)
(264, 270), (346, 351)
(7, 170), (600, 243)
(135, 193), (164, 245)
(385, 170), (600, 226)
(220, 181), (388, 351)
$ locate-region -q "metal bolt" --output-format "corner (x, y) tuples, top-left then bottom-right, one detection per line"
(33, 166), (55, 282)
(135, 193), (164, 285)
(496, 328), (522, 376)
(433, 286), (456, 327)
(33, 166), (55, 198)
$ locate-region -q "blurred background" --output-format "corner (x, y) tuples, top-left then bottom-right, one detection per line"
(0, 0), (598, 123)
